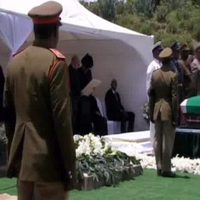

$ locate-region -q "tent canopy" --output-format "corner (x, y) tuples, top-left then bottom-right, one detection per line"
(0, 0), (154, 130)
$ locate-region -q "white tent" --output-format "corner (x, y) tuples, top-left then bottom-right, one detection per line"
(0, 0), (154, 131)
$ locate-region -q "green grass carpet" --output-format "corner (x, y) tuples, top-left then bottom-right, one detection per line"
(0, 169), (200, 200)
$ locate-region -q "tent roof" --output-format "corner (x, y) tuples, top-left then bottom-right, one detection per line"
(0, 0), (153, 63)
(0, 0), (144, 36)
(0, 0), (154, 131)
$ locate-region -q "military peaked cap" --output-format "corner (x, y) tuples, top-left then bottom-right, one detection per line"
(28, 1), (62, 25)
(159, 47), (172, 60)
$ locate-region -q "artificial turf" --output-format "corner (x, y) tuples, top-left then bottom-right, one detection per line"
(0, 169), (200, 200)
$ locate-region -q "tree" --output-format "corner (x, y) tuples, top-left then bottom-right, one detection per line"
(134, 0), (155, 17)
(98, 0), (117, 22)
(80, 0), (200, 46)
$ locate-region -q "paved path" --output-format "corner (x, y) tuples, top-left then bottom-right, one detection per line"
(0, 194), (16, 200)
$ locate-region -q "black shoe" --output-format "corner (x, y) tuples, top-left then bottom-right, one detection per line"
(157, 169), (162, 176)
(162, 171), (176, 178)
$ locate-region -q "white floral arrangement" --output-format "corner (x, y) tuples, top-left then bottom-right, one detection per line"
(135, 153), (200, 175)
(74, 133), (111, 158)
(74, 133), (141, 188)
(74, 134), (200, 176)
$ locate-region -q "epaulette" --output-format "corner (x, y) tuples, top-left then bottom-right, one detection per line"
(49, 48), (65, 59)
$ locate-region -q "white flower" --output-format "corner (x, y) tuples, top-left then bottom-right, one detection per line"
(75, 133), (200, 175)
(73, 134), (83, 143)
(76, 140), (91, 157)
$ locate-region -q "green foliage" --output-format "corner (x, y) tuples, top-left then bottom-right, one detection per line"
(192, 0), (200, 6)
(193, 23), (200, 41)
(76, 152), (141, 188)
(125, 0), (136, 15)
(116, 14), (142, 31)
(98, 0), (117, 22)
(154, 2), (170, 22)
(80, 0), (200, 46)
(134, 0), (155, 17)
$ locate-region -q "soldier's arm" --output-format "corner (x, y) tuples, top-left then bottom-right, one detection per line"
(49, 59), (76, 189)
(4, 74), (16, 155)
(171, 74), (178, 126)
(148, 75), (155, 123)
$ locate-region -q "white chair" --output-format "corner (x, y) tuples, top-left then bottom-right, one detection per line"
(95, 97), (121, 135)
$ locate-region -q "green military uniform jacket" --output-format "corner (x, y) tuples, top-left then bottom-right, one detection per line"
(149, 65), (178, 124)
(4, 45), (75, 190)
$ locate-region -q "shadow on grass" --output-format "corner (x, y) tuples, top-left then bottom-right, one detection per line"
(175, 174), (190, 179)
(159, 174), (191, 179)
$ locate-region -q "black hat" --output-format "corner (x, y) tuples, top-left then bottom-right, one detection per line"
(28, 1), (62, 25)
(81, 53), (93, 68)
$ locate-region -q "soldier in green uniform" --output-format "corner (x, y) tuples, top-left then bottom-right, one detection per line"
(149, 47), (178, 178)
(4, 1), (76, 199)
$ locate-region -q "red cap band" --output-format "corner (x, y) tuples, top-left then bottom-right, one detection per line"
(33, 16), (60, 25)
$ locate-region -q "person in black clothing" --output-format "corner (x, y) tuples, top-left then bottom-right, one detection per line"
(89, 94), (108, 136)
(0, 65), (4, 122)
(77, 87), (107, 136)
(68, 55), (81, 133)
(78, 53), (93, 90)
(69, 55), (81, 97)
(105, 79), (135, 132)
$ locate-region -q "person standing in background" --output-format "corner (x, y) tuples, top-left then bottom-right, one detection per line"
(4, 1), (76, 200)
(69, 55), (81, 97)
(179, 45), (192, 98)
(190, 45), (200, 95)
(69, 55), (81, 134)
(146, 41), (163, 146)
(78, 53), (93, 90)
(171, 42), (184, 103)
(191, 45), (200, 72)
(149, 47), (178, 178)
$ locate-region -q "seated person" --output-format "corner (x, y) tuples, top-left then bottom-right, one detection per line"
(105, 79), (135, 132)
(77, 87), (108, 136)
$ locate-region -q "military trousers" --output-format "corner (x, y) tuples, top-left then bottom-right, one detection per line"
(17, 180), (68, 200)
(154, 120), (175, 172)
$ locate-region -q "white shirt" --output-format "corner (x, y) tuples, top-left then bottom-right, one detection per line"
(146, 58), (162, 94)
